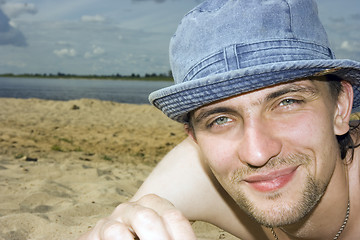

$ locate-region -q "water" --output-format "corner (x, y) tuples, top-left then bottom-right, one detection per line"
(0, 77), (173, 104)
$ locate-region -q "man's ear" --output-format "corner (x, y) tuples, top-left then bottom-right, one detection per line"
(184, 123), (197, 143)
(334, 81), (353, 135)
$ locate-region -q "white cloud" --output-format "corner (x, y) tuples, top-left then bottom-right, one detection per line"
(54, 48), (77, 57)
(1, 2), (37, 18)
(81, 14), (105, 23)
(8, 19), (16, 27)
(93, 46), (105, 55)
(340, 40), (360, 53)
(340, 41), (352, 51)
(84, 45), (105, 58)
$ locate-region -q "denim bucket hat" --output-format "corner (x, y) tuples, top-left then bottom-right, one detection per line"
(149, 0), (360, 123)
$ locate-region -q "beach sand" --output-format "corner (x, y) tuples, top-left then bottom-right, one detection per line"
(0, 98), (239, 240)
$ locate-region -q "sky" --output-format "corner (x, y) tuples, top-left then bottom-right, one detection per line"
(0, 0), (359, 76)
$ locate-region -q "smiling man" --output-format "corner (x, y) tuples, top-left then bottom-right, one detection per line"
(80, 0), (360, 239)
(187, 78), (353, 232)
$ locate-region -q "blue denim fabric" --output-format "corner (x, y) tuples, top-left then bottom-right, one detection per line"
(149, 0), (360, 123)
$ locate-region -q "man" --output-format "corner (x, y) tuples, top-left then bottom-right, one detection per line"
(81, 0), (360, 239)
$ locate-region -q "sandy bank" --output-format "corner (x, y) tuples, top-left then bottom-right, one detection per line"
(0, 98), (238, 240)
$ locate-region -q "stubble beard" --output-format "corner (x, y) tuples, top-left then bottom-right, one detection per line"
(227, 153), (328, 228)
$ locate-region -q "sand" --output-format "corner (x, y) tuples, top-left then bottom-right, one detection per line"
(0, 98), (239, 240)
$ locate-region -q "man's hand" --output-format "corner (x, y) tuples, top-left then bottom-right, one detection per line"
(79, 194), (197, 240)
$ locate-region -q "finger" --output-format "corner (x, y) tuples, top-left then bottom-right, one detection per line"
(116, 202), (172, 240)
(136, 194), (196, 240)
(100, 219), (136, 240)
(162, 208), (197, 240)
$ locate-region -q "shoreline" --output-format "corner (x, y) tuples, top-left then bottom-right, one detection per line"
(0, 75), (174, 82)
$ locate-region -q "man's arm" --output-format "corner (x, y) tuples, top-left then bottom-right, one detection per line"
(133, 137), (265, 238)
(79, 137), (258, 239)
(132, 136), (226, 220)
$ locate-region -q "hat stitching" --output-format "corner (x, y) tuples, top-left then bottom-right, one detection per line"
(182, 39), (334, 84)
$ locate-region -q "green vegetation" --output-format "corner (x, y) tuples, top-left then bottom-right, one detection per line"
(73, 147), (83, 152)
(15, 153), (25, 159)
(0, 71), (173, 82)
(102, 155), (113, 161)
(51, 137), (83, 152)
(59, 138), (73, 144)
(51, 145), (63, 152)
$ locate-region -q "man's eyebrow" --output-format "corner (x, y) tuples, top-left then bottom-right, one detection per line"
(193, 84), (319, 124)
(265, 84), (319, 102)
(193, 107), (237, 124)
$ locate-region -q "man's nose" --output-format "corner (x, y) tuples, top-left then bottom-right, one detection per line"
(237, 119), (282, 167)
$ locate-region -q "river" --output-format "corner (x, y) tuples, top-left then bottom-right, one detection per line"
(0, 77), (173, 104)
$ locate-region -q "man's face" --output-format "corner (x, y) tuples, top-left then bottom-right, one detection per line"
(190, 79), (346, 227)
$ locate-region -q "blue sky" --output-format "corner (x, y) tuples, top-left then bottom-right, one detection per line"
(0, 0), (359, 76)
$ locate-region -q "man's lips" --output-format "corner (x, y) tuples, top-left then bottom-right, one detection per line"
(243, 166), (299, 192)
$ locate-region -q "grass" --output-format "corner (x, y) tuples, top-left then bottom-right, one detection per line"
(102, 155), (112, 161)
(51, 145), (63, 152)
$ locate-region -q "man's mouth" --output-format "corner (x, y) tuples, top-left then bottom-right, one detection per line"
(244, 166), (299, 192)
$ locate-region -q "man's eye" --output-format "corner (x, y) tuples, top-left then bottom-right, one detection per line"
(214, 116), (229, 125)
(279, 99), (302, 107)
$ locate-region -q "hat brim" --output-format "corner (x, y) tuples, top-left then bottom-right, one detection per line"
(149, 59), (360, 123)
